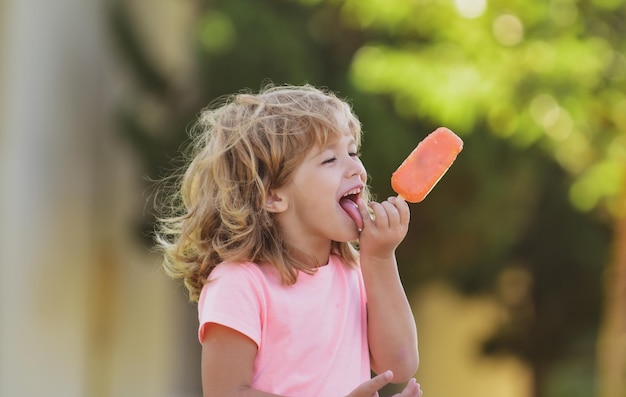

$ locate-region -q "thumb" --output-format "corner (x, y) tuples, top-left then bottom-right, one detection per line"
(349, 371), (393, 397)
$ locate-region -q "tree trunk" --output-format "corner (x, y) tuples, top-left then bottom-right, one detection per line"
(597, 186), (626, 397)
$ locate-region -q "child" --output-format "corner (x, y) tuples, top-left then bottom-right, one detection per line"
(156, 84), (422, 397)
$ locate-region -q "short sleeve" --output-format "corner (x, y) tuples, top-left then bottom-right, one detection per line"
(197, 263), (264, 347)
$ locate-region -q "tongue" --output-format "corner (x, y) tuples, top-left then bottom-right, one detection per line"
(339, 198), (364, 231)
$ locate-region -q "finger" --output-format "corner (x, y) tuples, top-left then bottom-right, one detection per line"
(396, 379), (420, 397)
(357, 198), (374, 227)
(368, 370), (393, 393)
(397, 379), (413, 397)
(351, 370), (393, 396)
(368, 201), (389, 228)
(411, 380), (423, 397)
(392, 196), (411, 226)
(381, 198), (401, 227)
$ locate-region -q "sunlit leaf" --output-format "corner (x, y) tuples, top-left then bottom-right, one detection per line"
(197, 11), (236, 53)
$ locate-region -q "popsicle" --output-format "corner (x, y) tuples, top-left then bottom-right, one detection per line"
(391, 127), (463, 203)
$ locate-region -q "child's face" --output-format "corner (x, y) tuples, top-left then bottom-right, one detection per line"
(271, 127), (367, 256)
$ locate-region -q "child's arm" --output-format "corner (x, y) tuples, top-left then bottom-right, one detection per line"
(357, 196), (419, 383)
(201, 324), (284, 397)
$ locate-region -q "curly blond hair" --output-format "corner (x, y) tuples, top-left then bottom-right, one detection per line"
(155, 84), (371, 301)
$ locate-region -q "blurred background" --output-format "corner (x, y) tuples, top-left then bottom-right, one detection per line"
(1, 0), (624, 396)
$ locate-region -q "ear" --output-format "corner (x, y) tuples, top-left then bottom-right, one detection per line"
(264, 189), (288, 213)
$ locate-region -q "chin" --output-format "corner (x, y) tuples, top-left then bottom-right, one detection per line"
(342, 229), (361, 243)
(331, 230), (358, 244)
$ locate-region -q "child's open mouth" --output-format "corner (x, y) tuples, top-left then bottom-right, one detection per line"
(339, 188), (364, 231)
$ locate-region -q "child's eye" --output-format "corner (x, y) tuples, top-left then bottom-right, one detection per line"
(349, 152), (361, 157)
(322, 157), (337, 164)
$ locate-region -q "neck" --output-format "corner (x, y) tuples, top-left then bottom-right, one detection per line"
(274, 213), (332, 268)
(288, 245), (330, 269)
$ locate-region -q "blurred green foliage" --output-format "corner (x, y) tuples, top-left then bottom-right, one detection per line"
(337, 0), (626, 214)
(109, 0), (619, 395)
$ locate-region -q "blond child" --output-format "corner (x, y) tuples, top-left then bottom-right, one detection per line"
(156, 84), (421, 397)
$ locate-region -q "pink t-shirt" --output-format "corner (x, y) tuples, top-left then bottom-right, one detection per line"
(198, 255), (370, 396)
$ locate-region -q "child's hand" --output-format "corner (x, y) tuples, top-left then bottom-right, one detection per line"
(357, 196), (410, 260)
(345, 371), (423, 397)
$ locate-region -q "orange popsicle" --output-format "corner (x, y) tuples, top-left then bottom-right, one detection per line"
(391, 127), (463, 203)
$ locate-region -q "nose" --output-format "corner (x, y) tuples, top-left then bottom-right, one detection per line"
(345, 156), (366, 180)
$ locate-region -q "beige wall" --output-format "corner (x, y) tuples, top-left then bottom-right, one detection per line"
(0, 0), (195, 396)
